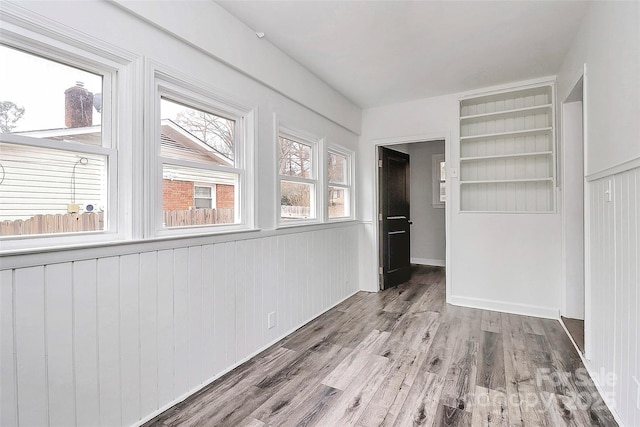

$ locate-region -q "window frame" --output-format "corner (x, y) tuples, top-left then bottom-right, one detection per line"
(148, 63), (255, 237)
(277, 125), (323, 226)
(0, 19), (133, 251)
(326, 145), (355, 221)
(432, 153), (446, 208)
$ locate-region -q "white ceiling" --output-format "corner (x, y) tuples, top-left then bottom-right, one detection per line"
(217, 1), (589, 108)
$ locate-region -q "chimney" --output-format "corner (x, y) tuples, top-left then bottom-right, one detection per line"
(65, 81), (93, 128)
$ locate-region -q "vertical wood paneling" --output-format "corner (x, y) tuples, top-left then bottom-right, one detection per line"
(119, 254), (140, 425)
(262, 237), (277, 343)
(1, 269), (17, 427)
(156, 250), (174, 406)
(73, 259), (100, 425)
(224, 241), (237, 363)
(44, 263), (75, 427)
(614, 169), (639, 425)
(172, 248), (189, 397)
(253, 239), (265, 349)
(212, 243), (229, 372)
(588, 168), (640, 427)
(2, 224), (361, 427)
(97, 256), (122, 427)
(187, 246), (203, 389)
(139, 251), (158, 417)
(277, 235), (288, 335)
(235, 240), (248, 358)
(201, 244), (216, 380)
(14, 266), (48, 426)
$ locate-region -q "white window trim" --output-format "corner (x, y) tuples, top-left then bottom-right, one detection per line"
(432, 153), (445, 208)
(146, 61), (255, 238)
(326, 144), (355, 221)
(276, 123), (324, 227)
(0, 11), (136, 252)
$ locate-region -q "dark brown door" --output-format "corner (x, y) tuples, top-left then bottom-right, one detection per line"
(379, 146), (411, 289)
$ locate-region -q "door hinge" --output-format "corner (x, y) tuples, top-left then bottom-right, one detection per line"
(378, 159), (383, 167)
(379, 213), (383, 221)
(379, 266), (383, 275)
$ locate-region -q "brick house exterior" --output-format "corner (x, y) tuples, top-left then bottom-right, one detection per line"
(162, 179), (235, 211)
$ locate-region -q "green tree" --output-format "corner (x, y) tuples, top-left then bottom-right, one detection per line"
(0, 101), (25, 133)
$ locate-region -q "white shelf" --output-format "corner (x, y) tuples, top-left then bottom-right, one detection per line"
(460, 151), (553, 162)
(460, 104), (552, 122)
(460, 178), (553, 185)
(460, 127), (552, 142)
(459, 84), (555, 213)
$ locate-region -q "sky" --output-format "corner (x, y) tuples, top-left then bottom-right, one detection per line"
(0, 44), (102, 132)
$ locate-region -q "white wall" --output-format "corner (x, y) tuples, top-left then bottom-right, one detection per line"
(359, 88), (562, 316)
(0, 2), (361, 426)
(557, 2), (640, 425)
(561, 100), (584, 319)
(408, 141), (446, 266)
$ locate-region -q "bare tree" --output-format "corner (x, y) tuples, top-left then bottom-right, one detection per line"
(279, 137), (311, 178)
(0, 101), (25, 133)
(176, 109), (234, 160)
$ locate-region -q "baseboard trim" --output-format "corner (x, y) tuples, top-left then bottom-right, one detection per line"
(411, 257), (445, 267)
(134, 288), (360, 426)
(449, 295), (559, 319)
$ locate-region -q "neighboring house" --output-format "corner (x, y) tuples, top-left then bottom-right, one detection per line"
(0, 118), (235, 222)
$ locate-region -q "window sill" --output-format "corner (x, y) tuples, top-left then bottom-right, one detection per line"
(0, 227), (262, 268)
(275, 218), (358, 231)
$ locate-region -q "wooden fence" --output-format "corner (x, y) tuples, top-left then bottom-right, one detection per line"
(281, 205), (346, 219)
(0, 212), (104, 236)
(163, 208), (234, 227)
(281, 205), (311, 219)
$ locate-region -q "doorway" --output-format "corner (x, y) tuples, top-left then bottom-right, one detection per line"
(561, 74), (585, 353)
(376, 139), (447, 291)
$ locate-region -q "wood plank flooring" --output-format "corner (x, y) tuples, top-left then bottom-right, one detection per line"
(561, 316), (585, 354)
(144, 266), (616, 427)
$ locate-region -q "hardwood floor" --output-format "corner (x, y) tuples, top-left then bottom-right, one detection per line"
(144, 266), (617, 427)
(561, 316), (585, 354)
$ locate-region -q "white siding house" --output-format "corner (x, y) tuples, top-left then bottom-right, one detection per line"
(0, 120), (233, 222)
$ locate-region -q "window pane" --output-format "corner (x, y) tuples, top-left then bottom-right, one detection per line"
(194, 198), (212, 209)
(162, 164), (236, 227)
(328, 186), (349, 218)
(0, 142), (107, 236)
(279, 137), (312, 178)
(161, 98), (234, 165)
(194, 186), (212, 198)
(0, 44), (102, 145)
(281, 180), (313, 219)
(328, 152), (347, 184)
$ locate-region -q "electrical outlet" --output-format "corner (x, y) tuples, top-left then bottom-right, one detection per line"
(268, 311), (276, 329)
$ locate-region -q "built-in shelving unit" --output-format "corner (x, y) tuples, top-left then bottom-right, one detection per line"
(459, 84), (556, 212)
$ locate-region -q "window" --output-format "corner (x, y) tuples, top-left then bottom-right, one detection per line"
(153, 70), (252, 235)
(194, 185), (214, 209)
(327, 149), (353, 219)
(158, 97), (240, 230)
(432, 153), (446, 207)
(278, 129), (319, 222)
(0, 41), (118, 243)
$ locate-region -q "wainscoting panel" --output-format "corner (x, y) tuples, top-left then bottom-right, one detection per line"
(0, 224), (359, 427)
(587, 166), (640, 426)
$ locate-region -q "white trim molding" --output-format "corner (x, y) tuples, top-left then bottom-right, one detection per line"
(411, 258), (445, 267)
(449, 295), (560, 319)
